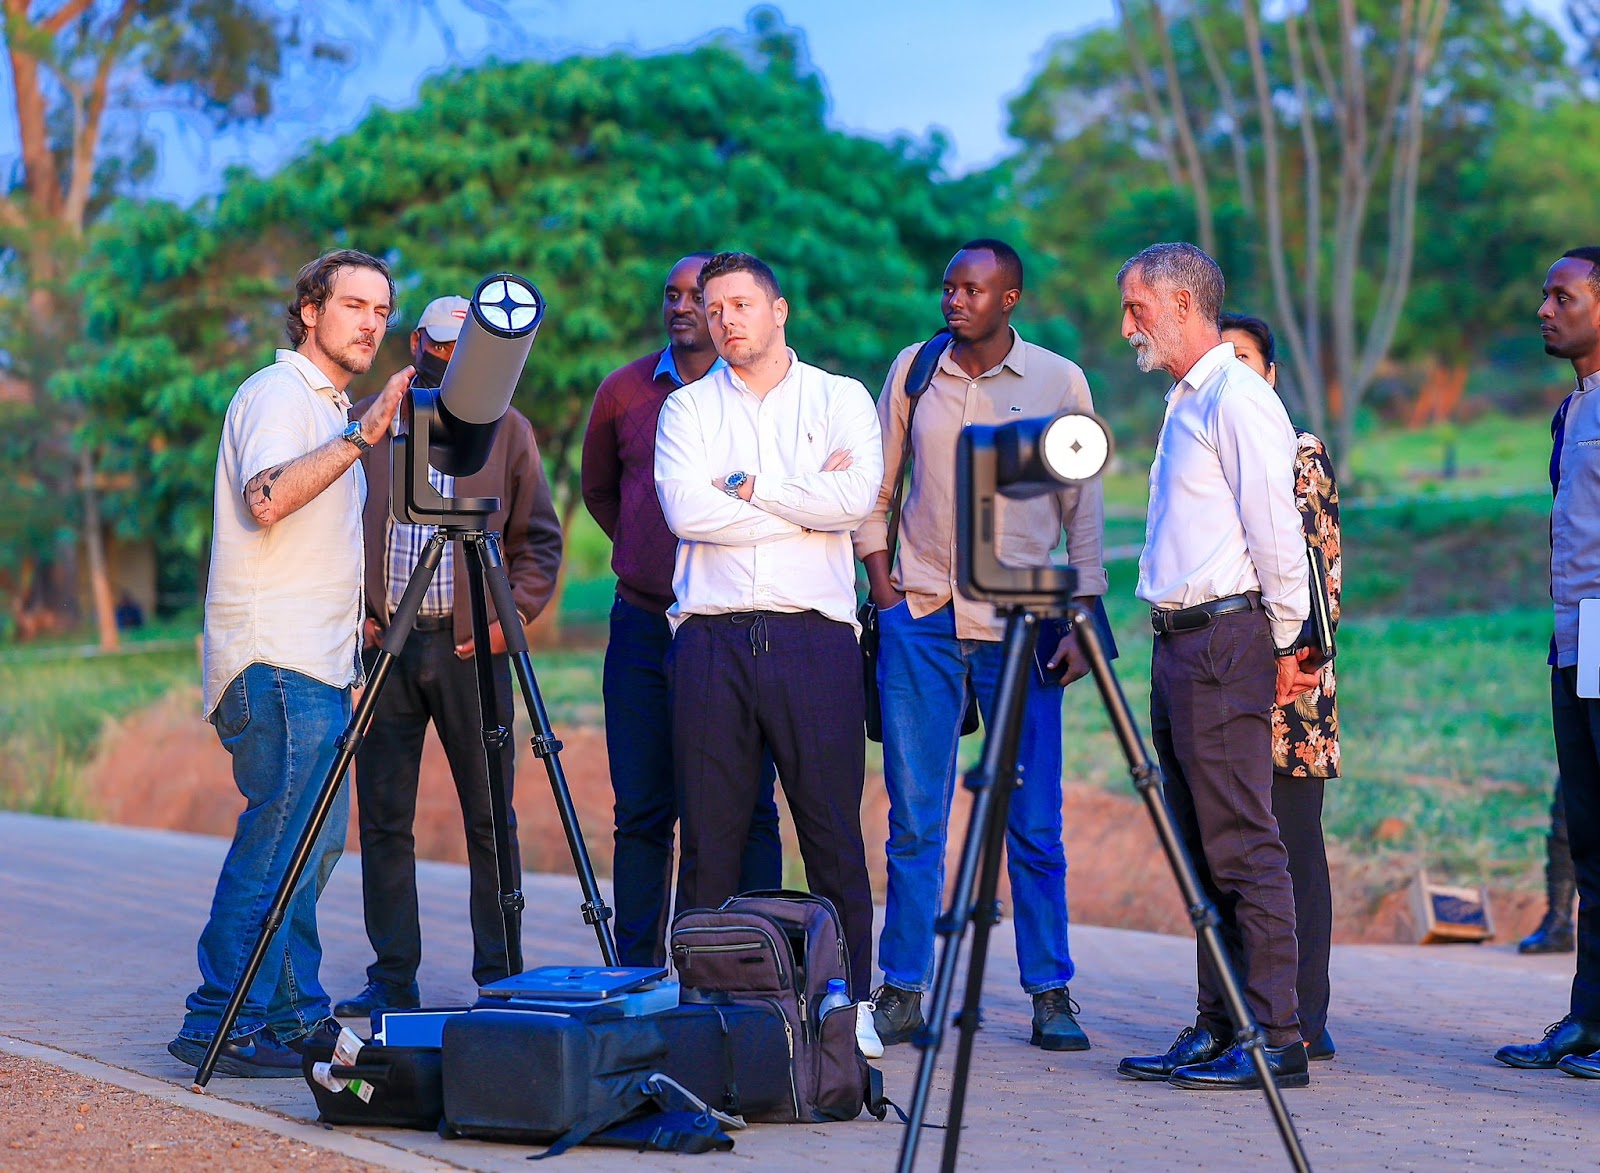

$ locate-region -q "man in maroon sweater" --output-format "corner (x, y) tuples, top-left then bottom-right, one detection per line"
(581, 254), (782, 966)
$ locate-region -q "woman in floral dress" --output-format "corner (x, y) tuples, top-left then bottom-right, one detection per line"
(1219, 312), (1341, 1062)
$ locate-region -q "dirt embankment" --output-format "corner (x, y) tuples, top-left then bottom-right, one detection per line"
(80, 689), (1547, 945)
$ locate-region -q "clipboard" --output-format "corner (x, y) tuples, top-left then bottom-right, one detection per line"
(1578, 599), (1600, 698)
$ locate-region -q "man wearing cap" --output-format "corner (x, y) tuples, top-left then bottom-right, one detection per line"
(333, 295), (563, 1019)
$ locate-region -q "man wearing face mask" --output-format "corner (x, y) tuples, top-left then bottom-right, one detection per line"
(333, 295), (563, 1020)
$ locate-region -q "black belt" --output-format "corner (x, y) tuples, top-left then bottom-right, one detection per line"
(411, 613), (454, 633)
(1150, 593), (1257, 635)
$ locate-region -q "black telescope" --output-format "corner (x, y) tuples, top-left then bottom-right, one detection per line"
(955, 411), (1113, 605)
(396, 272), (545, 524)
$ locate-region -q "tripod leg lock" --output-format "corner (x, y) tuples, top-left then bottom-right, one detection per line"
(529, 733), (564, 759)
(336, 729), (364, 755)
(1190, 901), (1222, 932)
(483, 724), (510, 750)
(501, 890), (526, 915)
(1130, 763), (1163, 796)
(580, 899), (613, 926)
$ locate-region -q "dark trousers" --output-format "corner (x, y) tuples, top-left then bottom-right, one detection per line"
(1549, 667), (1600, 1021)
(354, 629), (519, 989)
(1272, 775), (1330, 1043)
(670, 610), (873, 998)
(1151, 605), (1301, 1047)
(603, 595), (783, 967)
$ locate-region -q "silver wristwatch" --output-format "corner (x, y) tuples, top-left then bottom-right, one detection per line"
(724, 470), (749, 497)
(342, 420), (373, 452)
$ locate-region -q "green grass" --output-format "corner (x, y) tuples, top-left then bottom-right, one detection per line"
(0, 413), (1570, 891)
(0, 643), (200, 815)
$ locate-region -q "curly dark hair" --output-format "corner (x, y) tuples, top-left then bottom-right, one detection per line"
(284, 249), (394, 347)
(696, 251), (782, 300)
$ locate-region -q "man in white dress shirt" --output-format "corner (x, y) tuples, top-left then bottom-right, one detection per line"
(654, 251), (883, 995)
(1112, 242), (1319, 1091)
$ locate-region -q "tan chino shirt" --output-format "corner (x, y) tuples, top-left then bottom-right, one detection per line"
(853, 329), (1107, 640)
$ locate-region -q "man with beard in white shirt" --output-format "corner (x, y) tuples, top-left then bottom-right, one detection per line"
(1112, 241), (1319, 1091)
(654, 251), (883, 997)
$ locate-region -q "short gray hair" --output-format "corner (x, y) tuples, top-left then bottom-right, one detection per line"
(1117, 242), (1225, 321)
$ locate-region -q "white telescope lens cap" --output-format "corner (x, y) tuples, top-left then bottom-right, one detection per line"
(476, 277), (542, 332)
(1041, 414), (1110, 482)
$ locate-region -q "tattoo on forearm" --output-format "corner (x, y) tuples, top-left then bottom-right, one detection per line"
(245, 463), (288, 510)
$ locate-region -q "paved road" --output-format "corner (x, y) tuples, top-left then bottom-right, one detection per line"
(0, 812), (1592, 1170)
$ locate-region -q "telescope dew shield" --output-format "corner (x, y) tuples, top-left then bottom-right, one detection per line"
(432, 273), (545, 476)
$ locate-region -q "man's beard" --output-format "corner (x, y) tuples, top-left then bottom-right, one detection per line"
(1128, 320), (1180, 374)
(322, 331), (377, 376)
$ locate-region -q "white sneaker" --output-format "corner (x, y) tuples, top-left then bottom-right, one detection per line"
(856, 1000), (884, 1059)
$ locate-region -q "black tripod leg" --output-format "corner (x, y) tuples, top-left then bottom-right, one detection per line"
(475, 532), (620, 967)
(1067, 604), (1311, 1173)
(461, 538), (524, 976)
(193, 532), (448, 1090)
(897, 610), (1036, 1173)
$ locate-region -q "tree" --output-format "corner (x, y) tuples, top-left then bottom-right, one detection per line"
(70, 18), (991, 630)
(1008, 1), (1573, 466)
(0, 1), (338, 646)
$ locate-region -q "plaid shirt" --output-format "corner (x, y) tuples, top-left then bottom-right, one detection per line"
(385, 464), (456, 617)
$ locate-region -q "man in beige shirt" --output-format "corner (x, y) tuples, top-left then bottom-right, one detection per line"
(854, 238), (1107, 1052)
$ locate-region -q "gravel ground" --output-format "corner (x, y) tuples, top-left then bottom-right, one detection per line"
(0, 1053), (384, 1172)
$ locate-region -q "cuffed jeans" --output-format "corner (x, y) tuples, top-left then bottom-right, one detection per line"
(179, 663), (349, 1044)
(877, 602), (1074, 995)
(604, 595), (782, 967)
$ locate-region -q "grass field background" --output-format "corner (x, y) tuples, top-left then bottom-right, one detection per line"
(0, 411), (1566, 889)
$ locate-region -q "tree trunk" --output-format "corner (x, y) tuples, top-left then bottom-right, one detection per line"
(79, 447), (120, 652)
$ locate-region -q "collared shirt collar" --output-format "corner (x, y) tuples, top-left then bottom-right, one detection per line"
(1579, 368), (1600, 395)
(935, 326), (1027, 381)
(653, 346), (727, 388)
(726, 348), (798, 398)
(275, 347), (349, 410)
(1168, 340), (1240, 401)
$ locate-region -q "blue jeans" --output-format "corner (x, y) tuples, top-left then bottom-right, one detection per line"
(877, 602), (1073, 994)
(604, 595), (782, 967)
(178, 663), (350, 1044)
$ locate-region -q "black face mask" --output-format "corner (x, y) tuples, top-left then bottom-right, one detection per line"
(412, 344), (450, 389)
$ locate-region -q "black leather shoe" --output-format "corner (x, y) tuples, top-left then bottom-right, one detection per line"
(167, 1030), (302, 1078)
(871, 983), (925, 1047)
(1031, 988), (1090, 1051)
(1117, 1025), (1227, 1081)
(334, 980), (420, 1018)
(1306, 1026), (1336, 1061)
(1518, 911), (1576, 954)
(1170, 1041), (1310, 1090)
(276, 1016), (343, 1055)
(1557, 1049), (1600, 1078)
(1495, 1016), (1600, 1069)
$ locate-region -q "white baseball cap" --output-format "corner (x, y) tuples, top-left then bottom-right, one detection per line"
(416, 295), (470, 342)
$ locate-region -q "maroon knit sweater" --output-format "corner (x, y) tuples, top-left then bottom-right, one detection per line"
(581, 350), (681, 613)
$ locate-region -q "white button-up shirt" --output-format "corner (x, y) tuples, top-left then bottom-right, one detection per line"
(1137, 341), (1309, 650)
(654, 351), (884, 632)
(202, 349), (366, 717)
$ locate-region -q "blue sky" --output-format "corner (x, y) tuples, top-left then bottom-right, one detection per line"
(0, 0), (1579, 202)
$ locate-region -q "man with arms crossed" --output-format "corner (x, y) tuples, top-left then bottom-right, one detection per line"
(654, 251), (882, 996)
(582, 254), (783, 968)
(170, 249), (413, 1075)
(334, 295), (563, 1018)
(857, 238), (1106, 1051)
(1496, 247), (1600, 1075)
(1113, 242), (1317, 1090)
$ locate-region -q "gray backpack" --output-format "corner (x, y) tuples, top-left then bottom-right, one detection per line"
(670, 891), (885, 1123)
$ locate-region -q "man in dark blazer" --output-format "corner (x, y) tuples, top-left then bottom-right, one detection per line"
(334, 295), (563, 1018)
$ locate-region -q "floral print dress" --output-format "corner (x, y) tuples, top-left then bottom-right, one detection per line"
(1271, 431), (1340, 779)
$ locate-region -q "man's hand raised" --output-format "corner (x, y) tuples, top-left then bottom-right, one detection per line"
(359, 365), (414, 445)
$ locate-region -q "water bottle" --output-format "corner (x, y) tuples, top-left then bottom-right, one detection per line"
(816, 977), (851, 1026)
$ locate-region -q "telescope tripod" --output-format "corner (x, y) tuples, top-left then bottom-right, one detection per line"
(895, 604), (1310, 1173)
(192, 522), (618, 1090)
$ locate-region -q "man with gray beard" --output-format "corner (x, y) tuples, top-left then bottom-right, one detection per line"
(1112, 242), (1319, 1090)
